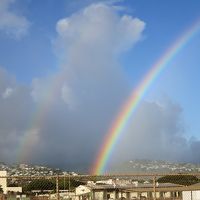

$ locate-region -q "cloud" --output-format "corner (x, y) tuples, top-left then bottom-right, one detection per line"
(2, 87), (13, 99)
(55, 3), (145, 62)
(64, 0), (125, 14)
(110, 99), (198, 167)
(0, 0), (30, 38)
(0, 67), (34, 162)
(1, 2), (200, 173)
(27, 3), (145, 169)
(33, 3), (145, 108)
(61, 83), (76, 109)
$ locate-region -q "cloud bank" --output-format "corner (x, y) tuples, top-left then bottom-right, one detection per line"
(0, 67), (33, 162)
(0, 3), (200, 172)
(28, 3), (145, 170)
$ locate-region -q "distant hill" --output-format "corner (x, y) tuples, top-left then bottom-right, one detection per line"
(2, 159), (200, 176)
(110, 159), (200, 174)
(0, 162), (78, 176)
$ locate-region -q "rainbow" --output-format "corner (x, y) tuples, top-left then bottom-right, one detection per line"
(17, 71), (68, 162)
(91, 19), (200, 175)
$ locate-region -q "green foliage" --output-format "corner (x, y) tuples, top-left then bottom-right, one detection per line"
(56, 178), (84, 190)
(23, 179), (56, 192)
(157, 175), (199, 186)
(8, 183), (19, 187)
(23, 178), (84, 192)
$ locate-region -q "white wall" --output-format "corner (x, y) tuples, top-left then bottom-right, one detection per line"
(75, 185), (91, 195)
(7, 187), (22, 193)
(0, 171), (7, 194)
(183, 191), (200, 200)
(0, 171), (22, 194)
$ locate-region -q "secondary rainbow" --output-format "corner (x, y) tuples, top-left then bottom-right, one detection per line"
(91, 19), (200, 175)
(17, 71), (68, 162)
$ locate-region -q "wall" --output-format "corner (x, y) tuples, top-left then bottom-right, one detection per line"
(0, 171), (7, 194)
(7, 187), (22, 193)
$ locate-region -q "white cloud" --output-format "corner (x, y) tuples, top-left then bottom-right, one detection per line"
(52, 3), (145, 107)
(2, 87), (13, 99)
(0, 0), (30, 38)
(61, 83), (76, 109)
(56, 3), (145, 59)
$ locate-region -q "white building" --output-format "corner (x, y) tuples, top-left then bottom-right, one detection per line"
(182, 183), (200, 200)
(0, 171), (7, 194)
(7, 186), (22, 193)
(75, 185), (91, 200)
(76, 185), (91, 195)
(0, 171), (22, 194)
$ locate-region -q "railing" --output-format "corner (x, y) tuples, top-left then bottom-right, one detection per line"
(0, 174), (200, 200)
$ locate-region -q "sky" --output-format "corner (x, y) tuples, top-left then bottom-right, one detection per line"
(0, 0), (200, 173)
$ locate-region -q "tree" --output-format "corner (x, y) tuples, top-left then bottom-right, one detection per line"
(23, 178), (84, 193)
(58, 177), (84, 190)
(157, 175), (199, 186)
(23, 179), (56, 192)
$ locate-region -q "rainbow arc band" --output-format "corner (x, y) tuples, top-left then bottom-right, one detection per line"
(17, 70), (68, 162)
(91, 19), (200, 175)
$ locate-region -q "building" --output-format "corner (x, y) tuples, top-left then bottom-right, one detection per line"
(0, 171), (7, 194)
(182, 182), (200, 200)
(74, 180), (184, 200)
(75, 185), (91, 199)
(0, 171), (22, 194)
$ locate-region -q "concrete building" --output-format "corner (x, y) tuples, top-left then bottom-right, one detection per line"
(182, 183), (200, 200)
(0, 171), (22, 194)
(74, 181), (184, 200)
(75, 185), (91, 199)
(6, 186), (22, 193)
(0, 171), (7, 194)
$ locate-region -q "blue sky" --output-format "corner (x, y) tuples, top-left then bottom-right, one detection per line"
(1, 0), (200, 83)
(0, 0), (200, 171)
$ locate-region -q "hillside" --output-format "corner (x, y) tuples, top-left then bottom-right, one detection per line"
(110, 159), (200, 174)
(0, 163), (78, 176)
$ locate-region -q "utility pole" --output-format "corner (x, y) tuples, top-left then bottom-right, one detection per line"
(68, 174), (71, 199)
(153, 176), (156, 200)
(56, 176), (60, 200)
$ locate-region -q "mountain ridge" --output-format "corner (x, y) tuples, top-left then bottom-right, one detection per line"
(110, 159), (200, 174)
